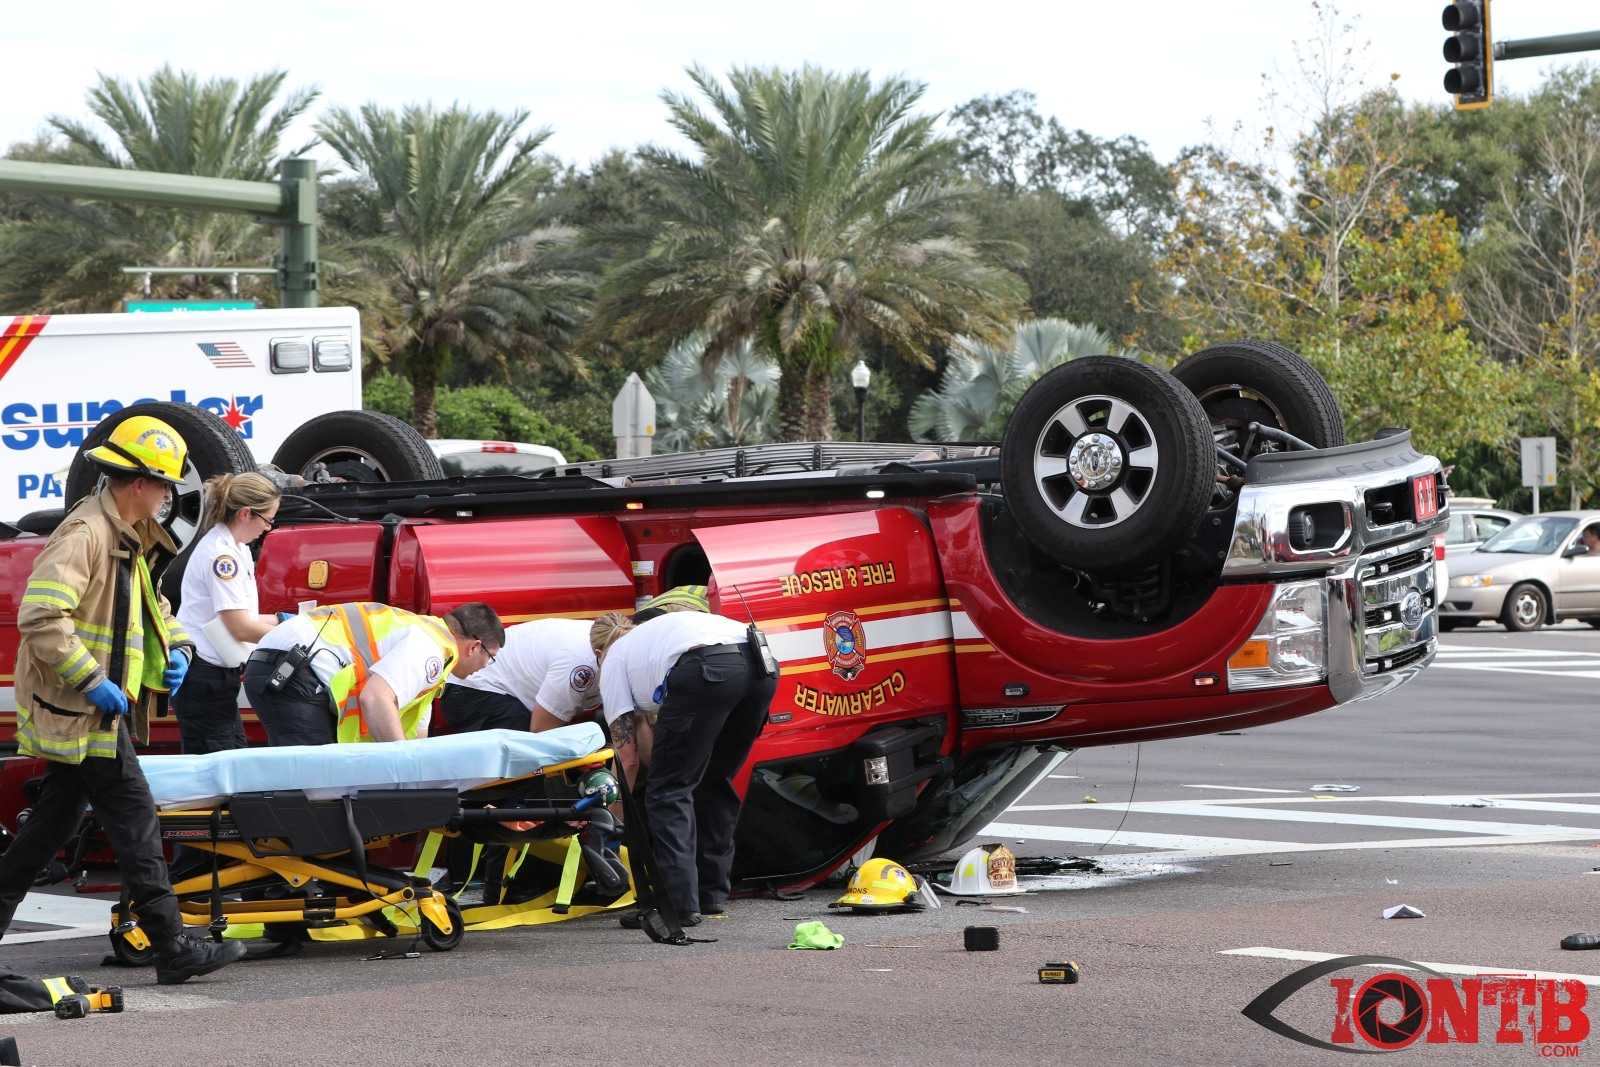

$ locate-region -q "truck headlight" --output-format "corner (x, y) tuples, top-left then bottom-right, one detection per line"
(1450, 574), (1491, 587)
(1227, 580), (1327, 691)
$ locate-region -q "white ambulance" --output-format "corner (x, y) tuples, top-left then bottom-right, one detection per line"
(0, 307), (361, 520)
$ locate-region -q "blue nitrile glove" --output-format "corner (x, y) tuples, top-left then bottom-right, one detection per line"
(276, 611), (294, 623)
(163, 649), (190, 696)
(85, 679), (129, 716)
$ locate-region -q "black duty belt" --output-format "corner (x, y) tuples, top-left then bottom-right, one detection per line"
(680, 643), (746, 659)
(246, 648), (291, 665)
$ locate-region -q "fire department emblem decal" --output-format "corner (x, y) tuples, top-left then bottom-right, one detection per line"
(823, 610), (867, 681)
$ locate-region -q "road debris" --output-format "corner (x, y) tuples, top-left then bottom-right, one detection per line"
(1382, 904), (1426, 919)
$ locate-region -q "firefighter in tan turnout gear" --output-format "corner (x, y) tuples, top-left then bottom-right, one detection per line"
(0, 416), (244, 983)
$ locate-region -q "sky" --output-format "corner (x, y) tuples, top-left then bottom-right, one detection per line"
(3, 1), (1597, 170)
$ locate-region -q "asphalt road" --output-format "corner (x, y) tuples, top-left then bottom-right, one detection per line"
(8, 623), (1600, 1066)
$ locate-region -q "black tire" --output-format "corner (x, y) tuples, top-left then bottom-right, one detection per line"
(108, 928), (156, 967)
(1501, 582), (1547, 632)
(419, 898), (464, 952)
(66, 402), (257, 609)
(272, 411), (442, 484)
(1000, 356), (1214, 572)
(15, 509), (65, 535)
(1172, 340), (1346, 457)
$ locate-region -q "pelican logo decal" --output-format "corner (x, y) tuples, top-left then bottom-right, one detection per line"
(823, 609), (867, 681)
(212, 555), (238, 581)
(1242, 954), (1592, 1052)
(570, 664), (596, 692)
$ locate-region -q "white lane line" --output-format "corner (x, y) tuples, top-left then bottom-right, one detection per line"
(1431, 664), (1600, 678)
(1221, 947), (1600, 986)
(980, 822), (1288, 851)
(1078, 831), (1600, 862)
(3, 892), (111, 945)
(1438, 645), (1600, 657)
(1182, 784), (1302, 794)
(1005, 801), (1600, 837)
(1012, 792), (1600, 810)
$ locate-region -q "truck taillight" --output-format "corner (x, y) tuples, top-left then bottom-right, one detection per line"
(1433, 533), (1447, 561)
(1227, 581), (1327, 692)
(481, 442), (517, 453)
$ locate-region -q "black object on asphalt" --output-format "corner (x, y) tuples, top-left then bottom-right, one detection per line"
(964, 926), (999, 951)
(1561, 932), (1600, 950)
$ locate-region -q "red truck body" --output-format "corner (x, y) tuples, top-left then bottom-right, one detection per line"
(0, 432), (1447, 890)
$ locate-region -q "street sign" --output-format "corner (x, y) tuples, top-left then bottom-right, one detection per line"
(613, 372), (656, 459)
(1521, 435), (1558, 514)
(125, 301), (258, 312)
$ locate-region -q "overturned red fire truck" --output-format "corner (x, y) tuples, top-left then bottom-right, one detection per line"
(0, 340), (1448, 890)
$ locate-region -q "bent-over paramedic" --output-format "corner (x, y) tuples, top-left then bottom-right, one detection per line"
(438, 618), (600, 734)
(172, 472), (282, 754)
(242, 601), (503, 745)
(591, 609), (778, 924)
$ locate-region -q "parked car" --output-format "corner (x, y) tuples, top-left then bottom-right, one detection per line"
(426, 439), (566, 478)
(1440, 511), (1600, 631)
(1442, 497), (1520, 557)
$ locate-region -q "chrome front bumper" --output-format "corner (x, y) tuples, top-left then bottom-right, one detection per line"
(1326, 535), (1440, 704)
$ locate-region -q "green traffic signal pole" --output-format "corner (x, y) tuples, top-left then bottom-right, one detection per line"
(0, 157), (318, 308)
(1496, 29), (1600, 62)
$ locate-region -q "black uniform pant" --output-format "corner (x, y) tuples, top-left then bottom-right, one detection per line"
(644, 644), (776, 915)
(171, 657), (247, 754)
(438, 684), (530, 734)
(242, 652), (335, 747)
(0, 728), (182, 943)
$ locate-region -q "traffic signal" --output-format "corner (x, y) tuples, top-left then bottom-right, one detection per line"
(1443, 0), (1492, 109)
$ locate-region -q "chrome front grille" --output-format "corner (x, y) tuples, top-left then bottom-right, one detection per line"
(1357, 541), (1437, 674)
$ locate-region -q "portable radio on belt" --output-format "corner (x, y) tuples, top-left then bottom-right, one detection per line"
(266, 610), (337, 692)
(731, 585), (778, 678)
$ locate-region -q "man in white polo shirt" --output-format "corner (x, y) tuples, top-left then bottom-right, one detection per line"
(439, 617), (601, 733)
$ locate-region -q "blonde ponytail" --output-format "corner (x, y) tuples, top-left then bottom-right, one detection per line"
(589, 612), (635, 662)
(202, 471), (281, 532)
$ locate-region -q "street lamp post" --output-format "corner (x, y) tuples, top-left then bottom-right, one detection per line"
(851, 360), (871, 442)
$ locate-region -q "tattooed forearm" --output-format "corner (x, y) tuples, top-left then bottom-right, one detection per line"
(611, 711), (638, 748)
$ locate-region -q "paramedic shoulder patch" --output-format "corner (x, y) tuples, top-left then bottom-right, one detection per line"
(425, 657), (443, 685)
(570, 664), (596, 692)
(212, 555), (238, 581)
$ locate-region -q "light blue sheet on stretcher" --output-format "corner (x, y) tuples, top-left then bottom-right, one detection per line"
(139, 725), (606, 810)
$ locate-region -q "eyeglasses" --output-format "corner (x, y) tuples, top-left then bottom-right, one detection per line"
(248, 509), (278, 529)
(475, 640), (498, 665)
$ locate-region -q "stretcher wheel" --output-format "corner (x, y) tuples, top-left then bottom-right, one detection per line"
(107, 930), (155, 967)
(420, 900), (464, 952)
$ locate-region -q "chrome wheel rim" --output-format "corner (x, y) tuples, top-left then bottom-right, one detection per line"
(1513, 592), (1542, 627)
(1033, 394), (1159, 529)
(303, 445), (389, 480)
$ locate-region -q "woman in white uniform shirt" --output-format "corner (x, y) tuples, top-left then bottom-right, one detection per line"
(438, 617), (601, 733)
(173, 473), (282, 754)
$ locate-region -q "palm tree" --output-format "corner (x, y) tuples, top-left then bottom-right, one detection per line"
(909, 319), (1121, 441)
(591, 65), (1024, 441)
(317, 104), (594, 437)
(646, 332), (780, 451)
(0, 67), (316, 312)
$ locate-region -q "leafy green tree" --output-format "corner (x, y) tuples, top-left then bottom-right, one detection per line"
(909, 319), (1121, 442)
(591, 65), (1024, 442)
(362, 373), (597, 460)
(0, 67), (316, 312)
(646, 333), (779, 451)
(318, 103), (594, 437)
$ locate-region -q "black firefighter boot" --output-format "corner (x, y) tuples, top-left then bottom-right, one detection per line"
(155, 932), (246, 985)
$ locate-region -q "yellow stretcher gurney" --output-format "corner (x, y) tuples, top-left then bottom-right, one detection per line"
(108, 727), (631, 961)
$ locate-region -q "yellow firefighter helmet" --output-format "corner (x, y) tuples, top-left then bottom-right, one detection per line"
(830, 858), (923, 911)
(85, 416), (188, 485)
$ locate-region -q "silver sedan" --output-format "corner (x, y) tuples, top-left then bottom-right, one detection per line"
(1440, 511), (1600, 632)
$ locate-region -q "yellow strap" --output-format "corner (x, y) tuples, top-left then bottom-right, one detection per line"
(42, 977), (74, 1004)
(554, 837), (583, 910)
(412, 831), (444, 879)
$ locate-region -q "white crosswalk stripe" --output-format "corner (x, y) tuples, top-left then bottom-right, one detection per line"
(1432, 642), (1600, 678)
(982, 791), (1600, 861)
